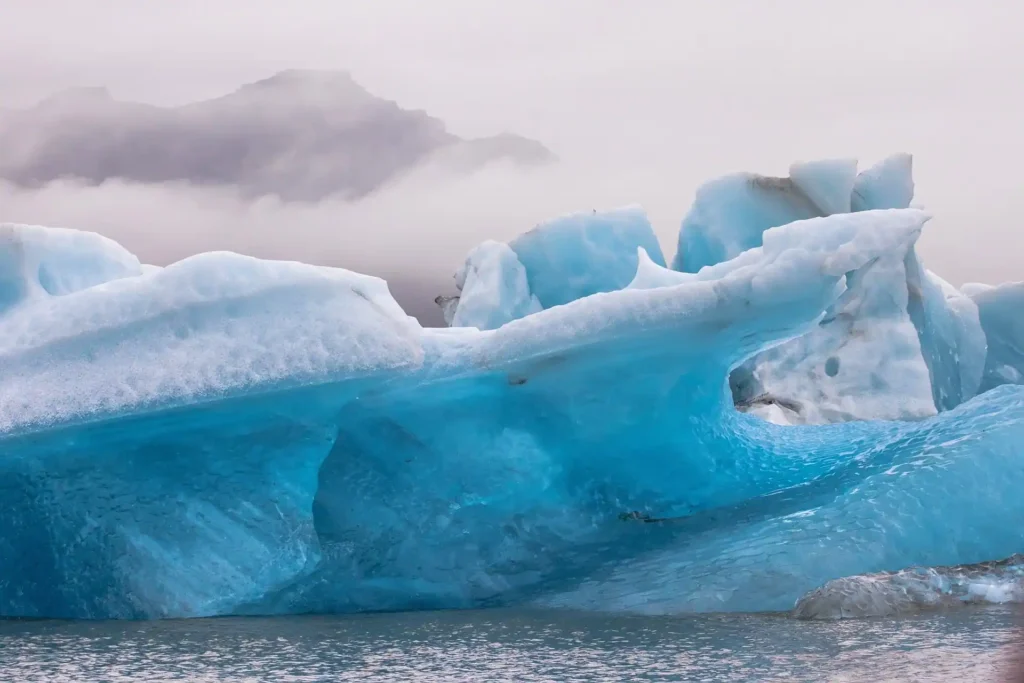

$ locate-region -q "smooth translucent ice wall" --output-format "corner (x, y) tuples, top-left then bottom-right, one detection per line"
(969, 282), (1024, 391)
(849, 153), (915, 211)
(904, 260), (986, 410)
(537, 386), (1024, 615)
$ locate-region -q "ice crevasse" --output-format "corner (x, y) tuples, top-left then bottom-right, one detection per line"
(1, 154), (1022, 621)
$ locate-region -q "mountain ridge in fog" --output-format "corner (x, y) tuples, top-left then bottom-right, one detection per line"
(0, 69), (554, 201)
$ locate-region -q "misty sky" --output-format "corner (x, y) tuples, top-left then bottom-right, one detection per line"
(1, 0), (1022, 322)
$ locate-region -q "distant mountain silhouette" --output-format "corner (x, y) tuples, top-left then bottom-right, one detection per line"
(0, 70), (554, 201)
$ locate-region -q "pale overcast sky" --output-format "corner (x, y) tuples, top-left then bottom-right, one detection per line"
(0, 0), (1021, 318)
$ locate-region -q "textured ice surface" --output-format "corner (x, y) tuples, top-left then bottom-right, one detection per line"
(449, 241), (542, 331)
(0, 223), (141, 314)
(672, 172), (821, 275)
(969, 282), (1024, 391)
(509, 206), (666, 308)
(673, 154), (987, 422)
(673, 155), (911, 273)
(0, 251), (422, 433)
(0, 171), (1020, 620)
(792, 554), (1024, 619)
(743, 213), (936, 424)
(444, 206), (664, 328)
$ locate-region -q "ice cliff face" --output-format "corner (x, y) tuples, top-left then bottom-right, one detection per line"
(0, 156), (1022, 620)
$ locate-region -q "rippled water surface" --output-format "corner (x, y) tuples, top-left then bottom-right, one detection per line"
(2, 607), (1023, 682)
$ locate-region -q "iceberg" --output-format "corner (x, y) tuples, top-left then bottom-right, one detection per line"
(535, 386), (1024, 615)
(671, 154), (986, 422)
(850, 153), (915, 212)
(0, 250), (422, 618)
(0, 155), (1021, 621)
(447, 241), (542, 331)
(0, 223), (142, 314)
(967, 282), (1024, 392)
(444, 155), (986, 423)
(443, 206), (664, 329)
(904, 261), (987, 411)
(671, 158), (858, 275)
(508, 205), (666, 308)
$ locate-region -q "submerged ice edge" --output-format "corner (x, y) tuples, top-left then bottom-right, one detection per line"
(792, 553), (1024, 620)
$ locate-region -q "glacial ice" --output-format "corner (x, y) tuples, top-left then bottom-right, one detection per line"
(0, 154), (1021, 621)
(444, 206), (664, 329)
(0, 250), (423, 618)
(905, 261), (987, 411)
(534, 385), (1024, 615)
(669, 154), (987, 423)
(787, 158), (857, 216)
(508, 206), (666, 307)
(968, 282), (1024, 391)
(0, 223), (142, 314)
(670, 158), (862, 275)
(448, 241), (542, 331)
(850, 153), (915, 212)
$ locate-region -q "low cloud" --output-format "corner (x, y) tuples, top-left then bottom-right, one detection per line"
(0, 145), (1018, 327)
(0, 1), (1020, 324)
(0, 157), (685, 324)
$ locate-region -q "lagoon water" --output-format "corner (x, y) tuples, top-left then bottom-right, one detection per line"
(2, 607), (1022, 682)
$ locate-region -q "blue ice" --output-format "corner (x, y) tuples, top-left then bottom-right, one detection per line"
(0, 157), (1021, 621)
(0, 223), (142, 313)
(446, 206), (664, 329)
(449, 241), (542, 330)
(670, 155), (986, 422)
(671, 158), (856, 274)
(967, 282), (1024, 392)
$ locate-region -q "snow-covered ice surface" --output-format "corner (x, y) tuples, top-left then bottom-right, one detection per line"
(1, 155), (1022, 621)
(0, 223), (142, 314)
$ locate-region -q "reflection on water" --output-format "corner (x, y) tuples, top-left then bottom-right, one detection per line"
(1, 607), (1022, 682)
